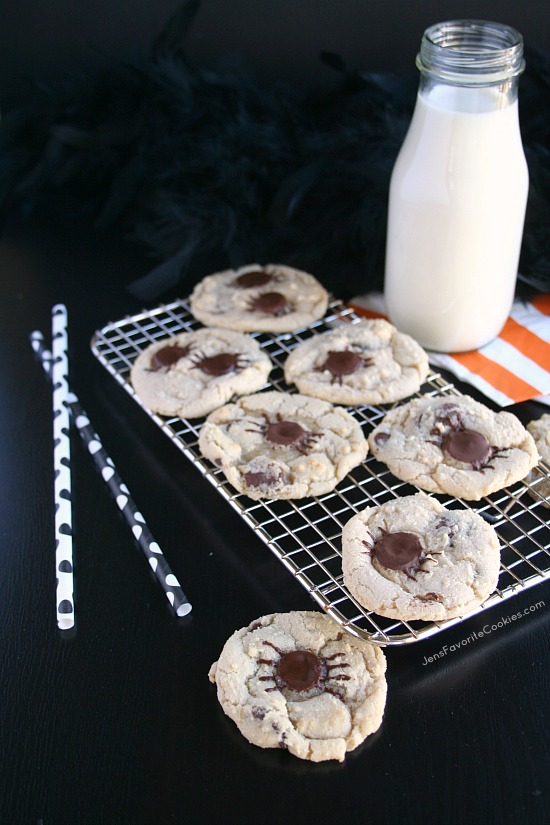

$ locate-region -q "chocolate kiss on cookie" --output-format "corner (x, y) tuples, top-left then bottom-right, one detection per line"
(208, 610), (387, 762)
(368, 394), (539, 500)
(374, 531), (424, 571)
(191, 352), (244, 376)
(264, 420), (308, 447)
(248, 291), (291, 316)
(318, 350), (372, 381)
(443, 429), (492, 467)
(189, 263), (329, 332)
(342, 493), (501, 621)
(151, 343), (191, 369)
(283, 318), (429, 405)
(277, 650), (323, 692)
(233, 268), (274, 288)
(130, 328), (272, 419)
(198, 390), (369, 500)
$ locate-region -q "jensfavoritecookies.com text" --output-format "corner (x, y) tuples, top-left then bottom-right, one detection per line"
(422, 600), (545, 665)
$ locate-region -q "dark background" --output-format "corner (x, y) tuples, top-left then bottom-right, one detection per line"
(1, 0), (550, 108)
(1, 3), (549, 825)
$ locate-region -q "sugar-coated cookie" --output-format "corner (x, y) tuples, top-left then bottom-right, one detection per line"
(342, 493), (501, 621)
(189, 263), (329, 332)
(368, 394), (539, 500)
(208, 611), (387, 762)
(198, 390), (368, 500)
(526, 413), (550, 508)
(130, 328), (271, 419)
(283, 318), (429, 405)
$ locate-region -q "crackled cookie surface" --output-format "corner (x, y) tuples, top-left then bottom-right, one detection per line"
(283, 318), (429, 405)
(526, 414), (550, 507)
(368, 394), (539, 500)
(130, 328), (271, 419)
(189, 263), (329, 332)
(208, 611), (387, 762)
(198, 391), (368, 499)
(342, 493), (501, 621)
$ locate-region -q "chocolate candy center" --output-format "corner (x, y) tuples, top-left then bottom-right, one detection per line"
(194, 353), (239, 376)
(443, 428), (491, 466)
(151, 344), (190, 370)
(277, 650), (322, 692)
(323, 350), (364, 377)
(266, 420), (306, 446)
(249, 292), (289, 316)
(234, 270), (273, 288)
(374, 531), (423, 571)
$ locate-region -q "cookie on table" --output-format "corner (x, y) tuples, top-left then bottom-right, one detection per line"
(342, 493), (501, 622)
(189, 263), (329, 332)
(198, 390), (368, 500)
(526, 413), (550, 508)
(368, 394), (539, 501)
(130, 328), (271, 419)
(283, 318), (429, 405)
(208, 611), (387, 763)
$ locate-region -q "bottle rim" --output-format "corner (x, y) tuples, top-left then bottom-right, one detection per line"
(417, 20), (525, 84)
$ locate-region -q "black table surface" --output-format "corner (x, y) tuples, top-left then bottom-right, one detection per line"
(1, 212), (549, 825)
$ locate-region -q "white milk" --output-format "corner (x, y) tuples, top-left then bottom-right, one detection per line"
(384, 85), (529, 352)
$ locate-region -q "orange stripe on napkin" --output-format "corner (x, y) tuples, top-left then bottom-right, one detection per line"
(531, 294), (550, 317)
(451, 350), (540, 402)
(499, 317), (550, 370)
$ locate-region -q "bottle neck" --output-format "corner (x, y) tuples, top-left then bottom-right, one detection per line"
(417, 20), (525, 88)
(418, 72), (519, 111)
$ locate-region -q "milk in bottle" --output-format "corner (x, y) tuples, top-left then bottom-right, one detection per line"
(384, 21), (529, 352)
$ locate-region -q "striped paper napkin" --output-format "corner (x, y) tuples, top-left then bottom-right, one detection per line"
(349, 292), (550, 408)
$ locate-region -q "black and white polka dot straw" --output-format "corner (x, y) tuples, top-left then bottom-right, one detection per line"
(30, 328), (192, 619)
(51, 305), (75, 630)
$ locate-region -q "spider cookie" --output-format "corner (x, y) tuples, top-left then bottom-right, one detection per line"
(208, 611), (387, 763)
(198, 390), (368, 500)
(368, 394), (539, 501)
(526, 414), (550, 508)
(342, 493), (501, 621)
(189, 263), (329, 332)
(130, 328), (271, 419)
(283, 318), (429, 405)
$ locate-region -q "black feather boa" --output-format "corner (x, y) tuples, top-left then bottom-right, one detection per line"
(1, 0), (549, 301)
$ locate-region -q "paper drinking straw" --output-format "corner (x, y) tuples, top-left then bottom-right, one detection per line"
(30, 329), (192, 618)
(51, 305), (75, 630)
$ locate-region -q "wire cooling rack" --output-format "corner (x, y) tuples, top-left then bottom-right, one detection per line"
(91, 297), (550, 646)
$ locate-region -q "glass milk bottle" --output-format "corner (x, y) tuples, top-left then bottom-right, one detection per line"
(384, 20), (529, 352)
